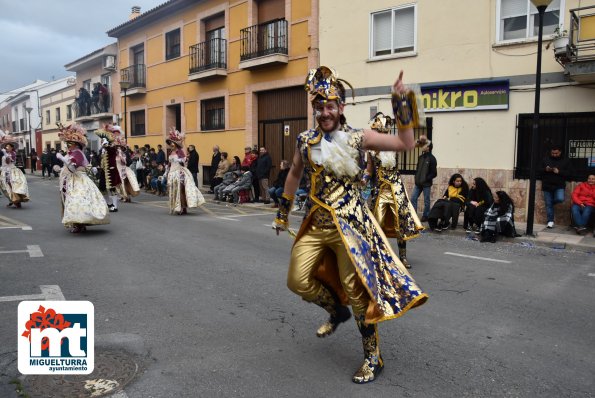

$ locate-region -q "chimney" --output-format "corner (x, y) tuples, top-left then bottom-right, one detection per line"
(129, 6), (141, 20)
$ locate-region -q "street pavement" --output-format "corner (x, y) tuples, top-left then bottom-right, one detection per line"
(0, 175), (593, 397)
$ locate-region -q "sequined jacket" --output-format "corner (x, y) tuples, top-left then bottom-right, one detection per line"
(293, 128), (428, 324)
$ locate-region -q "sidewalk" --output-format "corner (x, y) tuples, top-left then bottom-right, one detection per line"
(27, 170), (595, 252)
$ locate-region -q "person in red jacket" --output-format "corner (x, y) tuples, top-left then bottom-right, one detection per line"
(571, 174), (595, 235)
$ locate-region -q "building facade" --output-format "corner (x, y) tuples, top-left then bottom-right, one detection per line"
(39, 86), (77, 151)
(107, 0), (319, 181)
(320, 0), (595, 223)
(64, 43), (119, 152)
(2, 78), (72, 167)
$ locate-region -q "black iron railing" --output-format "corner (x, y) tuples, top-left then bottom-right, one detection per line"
(240, 19), (288, 61)
(567, 6), (595, 62)
(189, 38), (227, 74)
(120, 64), (146, 89)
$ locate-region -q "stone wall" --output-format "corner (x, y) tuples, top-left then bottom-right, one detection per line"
(402, 169), (580, 225)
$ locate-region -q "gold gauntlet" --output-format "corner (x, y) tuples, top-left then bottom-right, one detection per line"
(391, 91), (420, 130)
(274, 193), (294, 230)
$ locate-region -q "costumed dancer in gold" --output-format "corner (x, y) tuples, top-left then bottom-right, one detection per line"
(112, 127), (140, 202)
(274, 67), (428, 384)
(165, 128), (205, 215)
(0, 132), (29, 208)
(364, 112), (424, 268)
(55, 123), (109, 233)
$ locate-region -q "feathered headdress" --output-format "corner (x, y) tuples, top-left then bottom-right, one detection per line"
(110, 125), (127, 147)
(166, 127), (184, 148)
(369, 112), (394, 134)
(304, 66), (354, 104)
(95, 124), (117, 144)
(57, 122), (88, 147)
(0, 130), (18, 149)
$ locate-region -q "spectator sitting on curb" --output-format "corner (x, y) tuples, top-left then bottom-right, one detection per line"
(214, 170), (238, 201)
(222, 166), (253, 205)
(479, 191), (517, 243)
(571, 173), (595, 235)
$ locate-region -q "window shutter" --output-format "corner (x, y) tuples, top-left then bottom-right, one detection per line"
(501, 0), (527, 18)
(393, 7), (415, 49)
(373, 11), (392, 54)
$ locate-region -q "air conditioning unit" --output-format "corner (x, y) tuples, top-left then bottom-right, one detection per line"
(103, 55), (116, 70)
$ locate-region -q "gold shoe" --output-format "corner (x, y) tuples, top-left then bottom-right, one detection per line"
(352, 356), (384, 384)
(352, 316), (383, 384)
(316, 305), (351, 338)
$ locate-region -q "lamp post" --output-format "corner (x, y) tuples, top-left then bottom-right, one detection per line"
(25, 106), (33, 172)
(526, 0), (553, 237)
(119, 80), (131, 141)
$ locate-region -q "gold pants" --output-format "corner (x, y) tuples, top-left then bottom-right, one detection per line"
(375, 187), (397, 229)
(287, 225), (369, 316)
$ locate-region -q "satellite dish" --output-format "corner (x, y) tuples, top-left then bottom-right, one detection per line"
(67, 77), (76, 86)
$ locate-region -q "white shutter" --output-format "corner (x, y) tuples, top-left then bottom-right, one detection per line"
(373, 11), (392, 54)
(393, 6), (415, 50)
(501, 0), (527, 18)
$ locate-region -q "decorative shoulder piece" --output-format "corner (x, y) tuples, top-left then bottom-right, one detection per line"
(274, 193), (295, 231)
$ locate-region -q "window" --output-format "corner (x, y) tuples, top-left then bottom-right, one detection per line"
(201, 97), (225, 131)
(166, 28), (181, 60)
(83, 79), (91, 93)
(101, 74), (111, 89)
(20, 118), (25, 131)
(66, 105), (72, 120)
(55, 107), (61, 122)
(370, 4), (416, 58)
(45, 110), (50, 124)
(498, 0), (562, 42)
(130, 110), (146, 136)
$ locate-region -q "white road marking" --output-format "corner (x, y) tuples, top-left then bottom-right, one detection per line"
(588, 273), (595, 277)
(0, 245), (43, 258)
(224, 212), (272, 218)
(0, 285), (65, 302)
(444, 252), (512, 264)
(21, 226), (32, 230)
(217, 217), (240, 221)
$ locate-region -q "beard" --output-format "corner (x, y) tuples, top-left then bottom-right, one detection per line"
(317, 114), (341, 133)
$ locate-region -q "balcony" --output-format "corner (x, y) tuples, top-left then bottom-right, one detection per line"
(239, 19), (288, 70)
(555, 5), (595, 83)
(188, 38), (227, 81)
(120, 64), (146, 95)
(73, 101), (113, 122)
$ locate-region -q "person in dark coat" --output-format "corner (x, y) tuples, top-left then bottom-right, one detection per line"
(410, 140), (437, 221)
(156, 144), (166, 165)
(208, 145), (221, 193)
(268, 160), (290, 208)
(256, 146), (272, 204)
(541, 145), (571, 228)
(463, 177), (493, 232)
(187, 145), (200, 187)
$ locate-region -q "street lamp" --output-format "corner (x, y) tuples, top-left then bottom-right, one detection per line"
(25, 106), (33, 172)
(119, 80), (131, 141)
(526, 0), (553, 236)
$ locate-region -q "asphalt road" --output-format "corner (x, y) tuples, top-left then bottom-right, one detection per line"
(0, 176), (593, 397)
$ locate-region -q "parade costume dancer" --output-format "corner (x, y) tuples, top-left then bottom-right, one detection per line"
(95, 125), (122, 212)
(274, 67), (428, 383)
(0, 132), (29, 208)
(166, 128), (205, 215)
(365, 113), (424, 269)
(56, 123), (109, 233)
(112, 130), (140, 202)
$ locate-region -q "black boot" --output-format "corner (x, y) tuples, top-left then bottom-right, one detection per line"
(310, 286), (351, 338)
(352, 316), (383, 384)
(398, 241), (411, 269)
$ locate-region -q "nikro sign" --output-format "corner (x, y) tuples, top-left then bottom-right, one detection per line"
(421, 81), (509, 113)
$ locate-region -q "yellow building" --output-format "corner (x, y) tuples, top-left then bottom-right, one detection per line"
(40, 85), (77, 151)
(107, 0), (319, 181)
(320, 0), (595, 224)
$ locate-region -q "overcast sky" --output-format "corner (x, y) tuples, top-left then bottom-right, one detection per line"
(0, 0), (163, 94)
